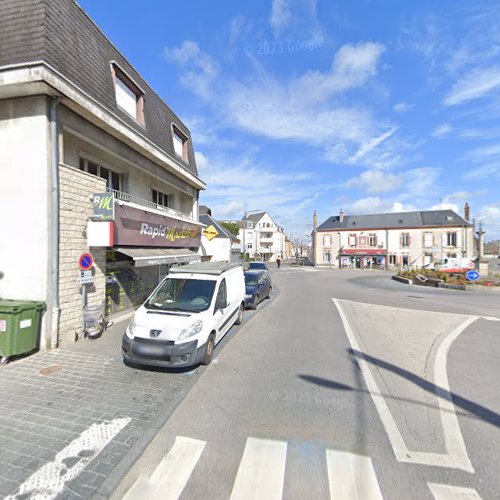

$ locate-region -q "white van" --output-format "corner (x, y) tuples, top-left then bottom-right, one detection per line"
(430, 258), (475, 273)
(122, 262), (245, 368)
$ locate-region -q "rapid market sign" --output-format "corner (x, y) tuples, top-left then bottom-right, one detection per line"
(113, 204), (202, 248)
(203, 225), (219, 241)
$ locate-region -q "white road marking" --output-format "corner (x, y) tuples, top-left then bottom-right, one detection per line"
(428, 483), (482, 499)
(6, 417), (130, 500)
(229, 437), (287, 500)
(123, 436), (206, 500)
(482, 316), (500, 322)
(326, 450), (384, 500)
(332, 298), (477, 472)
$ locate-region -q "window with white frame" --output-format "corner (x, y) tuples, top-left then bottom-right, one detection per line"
(424, 232), (433, 248)
(401, 233), (411, 247)
(389, 255), (397, 265)
(79, 157), (122, 191)
(324, 251), (331, 263)
(247, 243), (253, 249)
(323, 235), (332, 246)
(172, 126), (188, 161)
(348, 235), (357, 247)
(247, 222), (253, 229)
(152, 189), (170, 208)
(369, 234), (377, 247)
(112, 63), (144, 124)
(446, 232), (457, 247)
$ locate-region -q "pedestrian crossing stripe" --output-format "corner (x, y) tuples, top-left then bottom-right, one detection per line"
(122, 436), (483, 500)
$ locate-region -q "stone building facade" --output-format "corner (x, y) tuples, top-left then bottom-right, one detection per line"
(0, 0), (205, 348)
(313, 208), (474, 269)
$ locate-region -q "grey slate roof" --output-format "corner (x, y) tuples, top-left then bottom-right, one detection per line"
(0, 0), (198, 177)
(242, 212), (267, 222)
(316, 210), (472, 231)
(200, 214), (234, 240)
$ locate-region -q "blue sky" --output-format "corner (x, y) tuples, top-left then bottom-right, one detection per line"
(79, 0), (500, 240)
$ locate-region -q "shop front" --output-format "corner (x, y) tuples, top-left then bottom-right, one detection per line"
(340, 249), (387, 270)
(89, 196), (203, 315)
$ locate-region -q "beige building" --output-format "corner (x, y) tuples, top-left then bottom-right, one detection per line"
(312, 206), (474, 269)
(0, 0), (205, 349)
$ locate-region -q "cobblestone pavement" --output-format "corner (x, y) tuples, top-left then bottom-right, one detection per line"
(0, 317), (207, 499)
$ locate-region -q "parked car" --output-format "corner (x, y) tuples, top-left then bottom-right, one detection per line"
(244, 270), (272, 309)
(122, 262), (245, 368)
(248, 261), (268, 271)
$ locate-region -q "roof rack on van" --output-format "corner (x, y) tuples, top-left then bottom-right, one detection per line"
(169, 262), (242, 276)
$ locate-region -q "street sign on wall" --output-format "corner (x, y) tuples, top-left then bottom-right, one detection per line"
(77, 270), (94, 285)
(93, 193), (115, 221)
(79, 253), (94, 271)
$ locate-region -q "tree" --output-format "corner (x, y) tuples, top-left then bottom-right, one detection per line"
(220, 221), (240, 236)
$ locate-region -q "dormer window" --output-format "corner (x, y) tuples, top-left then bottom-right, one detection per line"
(111, 63), (144, 124)
(172, 125), (188, 161)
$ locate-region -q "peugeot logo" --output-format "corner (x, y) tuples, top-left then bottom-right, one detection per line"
(150, 329), (161, 337)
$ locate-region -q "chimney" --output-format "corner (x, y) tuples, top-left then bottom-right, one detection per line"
(464, 202), (470, 222)
(339, 209), (344, 223)
(313, 209), (317, 230)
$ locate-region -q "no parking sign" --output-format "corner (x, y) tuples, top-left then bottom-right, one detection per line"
(79, 253), (94, 271)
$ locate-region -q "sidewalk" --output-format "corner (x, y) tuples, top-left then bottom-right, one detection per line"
(0, 316), (205, 499)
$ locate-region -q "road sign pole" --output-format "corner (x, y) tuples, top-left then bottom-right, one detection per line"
(81, 282), (87, 340)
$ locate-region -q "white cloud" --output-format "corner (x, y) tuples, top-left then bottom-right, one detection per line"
(430, 202), (459, 213)
(270, 0), (291, 34)
(393, 102), (413, 113)
(344, 169), (404, 194)
(194, 151), (209, 174)
(463, 163), (500, 180)
(477, 203), (500, 239)
(344, 167), (441, 195)
(444, 66), (500, 105)
(346, 197), (416, 214)
(431, 123), (453, 137)
(348, 127), (398, 163)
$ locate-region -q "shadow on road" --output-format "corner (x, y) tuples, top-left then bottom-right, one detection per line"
(300, 348), (500, 429)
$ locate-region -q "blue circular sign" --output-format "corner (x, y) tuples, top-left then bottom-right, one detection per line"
(466, 270), (480, 281)
(79, 253), (94, 271)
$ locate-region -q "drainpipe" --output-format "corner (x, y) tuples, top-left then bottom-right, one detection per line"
(50, 97), (61, 349)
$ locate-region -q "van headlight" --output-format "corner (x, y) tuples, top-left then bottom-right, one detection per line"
(178, 320), (203, 340)
(126, 319), (136, 339)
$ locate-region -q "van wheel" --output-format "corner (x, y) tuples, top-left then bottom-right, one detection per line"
(234, 304), (244, 325)
(201, 334), (215, 365)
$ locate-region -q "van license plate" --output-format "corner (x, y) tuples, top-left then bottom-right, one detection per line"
(134, 344), (164, 357)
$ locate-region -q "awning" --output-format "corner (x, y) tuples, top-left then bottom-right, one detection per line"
(115, 247), (200, 268)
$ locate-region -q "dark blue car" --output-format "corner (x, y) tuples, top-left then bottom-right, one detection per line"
(244, 270), (272, 309)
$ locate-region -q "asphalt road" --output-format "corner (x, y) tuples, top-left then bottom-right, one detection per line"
(113, 267), (500, 500)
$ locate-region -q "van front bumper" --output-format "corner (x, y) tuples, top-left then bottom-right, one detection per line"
(122, 334), (200, 368)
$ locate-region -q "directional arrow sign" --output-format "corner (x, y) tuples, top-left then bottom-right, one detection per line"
(466, 270), (480, 281)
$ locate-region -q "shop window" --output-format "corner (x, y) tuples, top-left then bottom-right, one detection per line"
(152, 189), (170, 208)
(111, 63), (144, 124)
(172, 125), (188, 161)
(424, 232), (433, 248)
(369, 234), (377, 247)
(348, 235), (357, 247)
(79, 157), (122, 191)
(446, 232), (457, 247)
(401, 233), (411, 247)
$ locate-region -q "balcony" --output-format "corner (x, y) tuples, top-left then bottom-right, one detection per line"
(106, 188), (191, 221)
(259, 237), (274, 243)
(258, 247), (274, 254)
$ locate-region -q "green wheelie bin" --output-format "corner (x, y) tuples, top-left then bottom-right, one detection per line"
(0, 299), (45, 365)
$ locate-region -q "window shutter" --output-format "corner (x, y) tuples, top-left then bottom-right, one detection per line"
(442, 233), (447, 247)
(408, 235), (411, 246)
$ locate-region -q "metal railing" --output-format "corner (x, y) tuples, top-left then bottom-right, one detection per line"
(106, 188), (190, 220)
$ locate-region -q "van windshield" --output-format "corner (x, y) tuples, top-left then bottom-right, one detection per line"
(145, 278), (216, 313)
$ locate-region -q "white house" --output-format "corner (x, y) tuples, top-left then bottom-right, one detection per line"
(224, 212), (286, 262)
